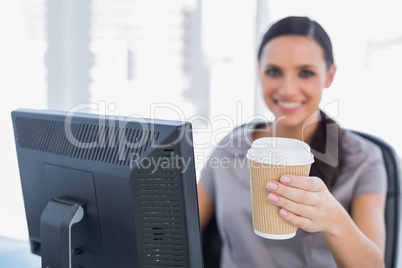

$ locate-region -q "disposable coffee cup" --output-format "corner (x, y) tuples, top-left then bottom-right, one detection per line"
(246, 137), (314, 239)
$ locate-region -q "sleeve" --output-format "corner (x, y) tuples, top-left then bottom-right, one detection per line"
(353, 142), (387, 198)
(199, 154), (216, 202)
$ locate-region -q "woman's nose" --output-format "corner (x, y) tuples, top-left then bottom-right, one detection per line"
(277, 76), (298, 97)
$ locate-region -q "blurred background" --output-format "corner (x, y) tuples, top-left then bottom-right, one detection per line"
(1, 0), (401, 242)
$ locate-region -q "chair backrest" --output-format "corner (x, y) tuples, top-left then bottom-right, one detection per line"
(202, 214), (222, 268)
(201, 131), (401, 268)
(352, 131), (401, 268)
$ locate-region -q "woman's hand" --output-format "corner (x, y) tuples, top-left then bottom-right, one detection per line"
(266, 174), (342, 234)
(266, 174), (386, 268)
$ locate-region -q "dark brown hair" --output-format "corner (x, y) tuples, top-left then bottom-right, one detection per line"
(257, 16), (334, 69)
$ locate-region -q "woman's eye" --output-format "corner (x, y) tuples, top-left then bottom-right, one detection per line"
(299, 70), (315, 78)
(265, 69), (281, 77)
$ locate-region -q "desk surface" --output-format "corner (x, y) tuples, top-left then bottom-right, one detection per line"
(0, 236), (40, 267)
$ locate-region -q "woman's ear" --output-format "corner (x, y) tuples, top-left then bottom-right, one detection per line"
(325, 64), (336, 88)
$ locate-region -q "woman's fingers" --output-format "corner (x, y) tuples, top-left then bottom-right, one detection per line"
(266, 177), (321, 205)
(278, 208), (314, 232)
(267, 192), (315, 219)
(279, 174), (323, 192)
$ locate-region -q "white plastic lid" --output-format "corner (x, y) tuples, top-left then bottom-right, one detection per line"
(246, 137), (314, 166)
(254, 229), (296, 240)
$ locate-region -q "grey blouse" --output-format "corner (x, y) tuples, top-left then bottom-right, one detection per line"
(200, 124), (387, 268)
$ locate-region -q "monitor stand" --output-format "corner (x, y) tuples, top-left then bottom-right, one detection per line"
(40, 198), (84, 268)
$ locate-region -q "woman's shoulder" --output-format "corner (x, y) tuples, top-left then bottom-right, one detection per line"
(341, 129), (383, 164)
(340, 130), (387, 198)
(212, 121), (266, 156)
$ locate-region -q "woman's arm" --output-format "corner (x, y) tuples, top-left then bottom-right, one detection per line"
(320, 193), (385, 268)
(351, 194), (386, 255)
(266, 175), (386, 268)
(198, 182), (215, 231)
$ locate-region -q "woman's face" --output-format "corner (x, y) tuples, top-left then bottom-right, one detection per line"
(258, 35), (336, 128)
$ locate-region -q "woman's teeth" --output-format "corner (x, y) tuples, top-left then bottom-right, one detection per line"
(277, 101), (302, 109)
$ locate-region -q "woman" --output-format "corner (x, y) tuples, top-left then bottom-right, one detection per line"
(198, 16), (387, 268)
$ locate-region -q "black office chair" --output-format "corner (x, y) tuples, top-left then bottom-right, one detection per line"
(202, 214), (222, 268)
(352, 131), (401, 268)
(201, 131), (401, 268)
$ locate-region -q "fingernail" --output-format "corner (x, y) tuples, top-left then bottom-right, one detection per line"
(267, 182), (278, 191)
(280, 209), (288, 217)
(280, 176), (290, 184)
(268, 193), (279, 202)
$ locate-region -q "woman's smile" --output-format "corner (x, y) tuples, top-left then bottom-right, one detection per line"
(274, 99), (305, 112)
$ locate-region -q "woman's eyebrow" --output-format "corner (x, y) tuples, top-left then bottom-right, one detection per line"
(264, 63), (281, 69)
(263, 64), (319, 71)
(296, 64), (317, 69)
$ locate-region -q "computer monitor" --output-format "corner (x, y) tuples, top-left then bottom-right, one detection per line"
(11, 108), (204, 268)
